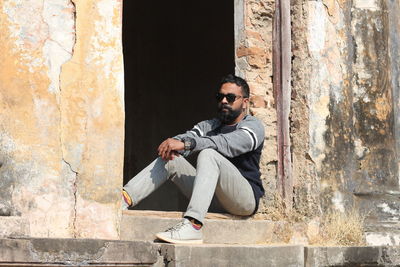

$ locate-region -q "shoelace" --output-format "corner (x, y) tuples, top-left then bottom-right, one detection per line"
(166, 221), (187, 232)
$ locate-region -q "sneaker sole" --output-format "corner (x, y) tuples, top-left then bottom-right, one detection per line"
(155, 234), (203, 245)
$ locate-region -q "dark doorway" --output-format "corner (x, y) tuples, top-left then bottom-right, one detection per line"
(123, 1), (235, 211)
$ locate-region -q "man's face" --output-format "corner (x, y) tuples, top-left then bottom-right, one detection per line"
(216, 82), (248, 124)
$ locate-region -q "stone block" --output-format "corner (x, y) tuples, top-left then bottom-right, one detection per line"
(0, 238), (159, 266)
(121, 211), (289, 244)
(160, 244), (304, 267)
(236, 46), (266, 58)
(305, 246), (400, 266)
(250, 95), (266, 108)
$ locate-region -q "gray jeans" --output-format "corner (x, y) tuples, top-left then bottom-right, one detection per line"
(123, 148), (255, 223)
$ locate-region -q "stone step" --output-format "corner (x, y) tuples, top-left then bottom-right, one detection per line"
(305, 246), (400, 267)
(1, 237), (400, 266)
(121, 210), (289, 244)
(0, 237), (161, 266)
(159, 243), (304, 267)
(160, 244), (400, 267)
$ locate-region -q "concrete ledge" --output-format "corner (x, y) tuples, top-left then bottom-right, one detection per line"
(160, 244), (304, 267)
(305, 246), (400, 266)
(0, 217), (30, 238)
(2, 237), (400, 266)
(0, 238), (159, 266)
(121, 210), (288, 244)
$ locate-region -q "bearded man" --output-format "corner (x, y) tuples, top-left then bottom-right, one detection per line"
(122, 74), (265, 244)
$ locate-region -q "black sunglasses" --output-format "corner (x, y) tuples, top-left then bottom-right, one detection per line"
(215, 93), (243, 103)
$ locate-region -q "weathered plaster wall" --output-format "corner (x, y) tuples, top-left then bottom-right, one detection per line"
(0, 0), (124, 239)
(236, 0), (277, 213)
(290, 0), (322, 220)
(60, 0), (124, 239)
(292, 0), (400, 244)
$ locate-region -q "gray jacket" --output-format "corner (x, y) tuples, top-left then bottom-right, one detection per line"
(174, 115), (265, 158)
(174, 115), (266, 213)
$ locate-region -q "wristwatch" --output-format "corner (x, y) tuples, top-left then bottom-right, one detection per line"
(183, 137), (196, 151)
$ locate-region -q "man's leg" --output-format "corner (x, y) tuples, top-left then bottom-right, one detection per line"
(155, 148), (255, 244)
(184, 148), (256, 223)
(123, 156), (196, 208)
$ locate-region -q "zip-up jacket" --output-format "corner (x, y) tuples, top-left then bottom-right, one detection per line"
(174, 115), (265, 213)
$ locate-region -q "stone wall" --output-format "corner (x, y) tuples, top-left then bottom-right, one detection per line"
(0, 0), (124, 239)
(291, 0), (400, 244)
(290, 0), (322, 220)
(236, 0), (278, 213)
(237, 0), (400, 243)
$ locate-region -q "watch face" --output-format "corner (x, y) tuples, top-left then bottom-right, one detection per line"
(185, 140), (191, 150)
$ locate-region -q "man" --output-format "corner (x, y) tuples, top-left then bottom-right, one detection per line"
(122, 74), (265, 244)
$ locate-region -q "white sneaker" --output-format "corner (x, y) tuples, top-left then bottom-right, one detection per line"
(155, 218), (203, 244)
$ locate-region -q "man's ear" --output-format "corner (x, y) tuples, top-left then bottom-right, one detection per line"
(243, 97), (250, 109)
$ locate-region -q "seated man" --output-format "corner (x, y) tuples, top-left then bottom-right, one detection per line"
(122, 74), (265, 244)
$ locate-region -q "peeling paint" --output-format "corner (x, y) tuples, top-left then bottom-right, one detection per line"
(377, 203), (400, 216)
(354, 0), (379, 11)
(42, 0), (75, 93)
(331, 191), (345, 212)
(308, 2), (326, 54)
(354, 138), (369, 159)
(365, 233), (394, 246)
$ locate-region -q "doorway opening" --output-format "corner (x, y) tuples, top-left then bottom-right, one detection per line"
(123, 1), (235, 211)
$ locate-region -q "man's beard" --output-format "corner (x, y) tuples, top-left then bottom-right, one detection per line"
(217, 104), (242, 124)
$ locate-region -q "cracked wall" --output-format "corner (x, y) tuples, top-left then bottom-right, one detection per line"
(292, 0), (400, 244)
(0, 0), (124, 239)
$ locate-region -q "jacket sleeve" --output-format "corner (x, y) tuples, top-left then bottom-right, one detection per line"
(172, 119), (216, 156)
(192, 118), (265, 158)
(173, 119), (214, 141)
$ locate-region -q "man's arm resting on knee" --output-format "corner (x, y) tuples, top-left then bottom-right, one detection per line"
(191, 118), (265, 158)
(168, 117), (264, 158)
(171, 119), (218, 157)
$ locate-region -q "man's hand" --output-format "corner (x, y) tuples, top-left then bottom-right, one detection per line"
(158, 138), (185, 161)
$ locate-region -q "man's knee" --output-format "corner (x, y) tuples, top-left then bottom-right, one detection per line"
(164, 155), (186, 174)
(198, 148), (220, 160)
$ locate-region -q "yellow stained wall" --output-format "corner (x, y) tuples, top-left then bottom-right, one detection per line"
(0, 0), (124, 239)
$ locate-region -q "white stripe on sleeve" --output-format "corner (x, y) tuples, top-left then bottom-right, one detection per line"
(240, 126), (258, 150)
(189, 130), (198, 136)
(240, 128), (255, 150)
(193, 125), (204, 136)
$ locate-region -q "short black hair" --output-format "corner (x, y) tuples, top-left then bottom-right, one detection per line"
(220, 74), (250, 98)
